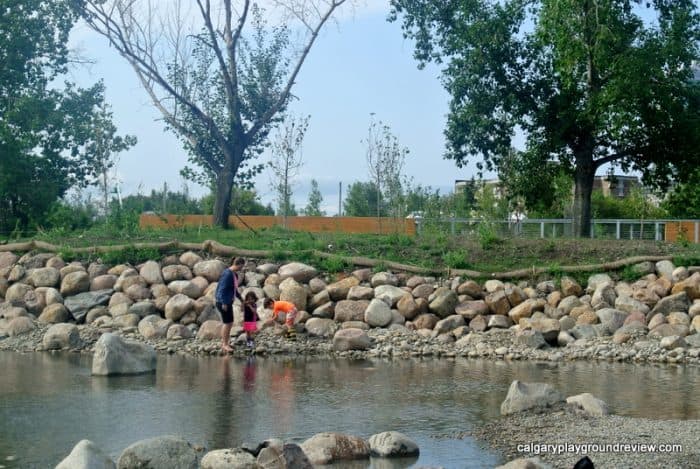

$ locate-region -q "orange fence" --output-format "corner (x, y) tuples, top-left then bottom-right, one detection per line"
(139, 214), (416, 235)
(665, 221), (700, 243)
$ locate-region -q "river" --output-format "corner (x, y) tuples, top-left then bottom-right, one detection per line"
(0, 352), (698, 468)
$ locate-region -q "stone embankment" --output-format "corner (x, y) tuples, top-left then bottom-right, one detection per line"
(1, 251), (699, 364)
(474, 380), (700, 469)
(55, 431), (419, 468)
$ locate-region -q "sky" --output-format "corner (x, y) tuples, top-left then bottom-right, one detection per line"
(67, 1), (485, 215)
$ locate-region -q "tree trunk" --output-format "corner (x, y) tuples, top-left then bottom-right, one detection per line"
(572, 155), (596, 238)
(212, 146), (242, 229)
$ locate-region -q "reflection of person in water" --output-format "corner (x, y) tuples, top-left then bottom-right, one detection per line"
(210, 355), (235, 449)
(243, 356), (256, 392)
(269, 360), (295, 430)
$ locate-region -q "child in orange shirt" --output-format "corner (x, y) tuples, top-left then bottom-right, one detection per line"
(263, 299), (298, 338)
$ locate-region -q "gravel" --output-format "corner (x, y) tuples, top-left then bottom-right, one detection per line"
(471, 404), (700, 469)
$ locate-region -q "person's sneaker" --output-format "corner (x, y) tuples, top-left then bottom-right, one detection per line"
(285, 329), (297, 339)
(246, 339), (254, 348)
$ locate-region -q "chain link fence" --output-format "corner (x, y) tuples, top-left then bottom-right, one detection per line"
(415, 218), (700, 242)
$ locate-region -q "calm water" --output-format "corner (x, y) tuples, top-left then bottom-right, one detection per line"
(0, 352), (699, 469)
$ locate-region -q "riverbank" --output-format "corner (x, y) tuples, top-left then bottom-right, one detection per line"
(472, 403), (700, 469)
(1, 319), (700, 367)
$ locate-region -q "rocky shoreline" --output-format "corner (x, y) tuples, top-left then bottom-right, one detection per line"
(0, 251), (699, 365)
(471, 382), (700, 469)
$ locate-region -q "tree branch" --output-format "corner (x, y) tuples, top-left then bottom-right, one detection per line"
(246, 0), (346, 141)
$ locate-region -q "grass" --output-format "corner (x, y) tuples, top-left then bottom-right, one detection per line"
(10, 224), (700, 276)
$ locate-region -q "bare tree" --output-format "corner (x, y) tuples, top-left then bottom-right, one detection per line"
(364, 115), (409, 231)
(269, 114), (309, 228)
(80, 0), (348, 227)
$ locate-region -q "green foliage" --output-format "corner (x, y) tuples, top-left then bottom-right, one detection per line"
(662, 169), (700, 218)
(372, 262), (388, 274)
(0, 0), (134, 233)
(391, 0), (700, 236)
(591, 188), (668, 219)
(387, 232), (414, 247)
(343, 181), (383, 217)
(477, 223), (502, 250)
(316, 255), (349, 273)
(619, 265), (640, 282)
(304, 179), (325, 216)
(99, 246), (161, 265)
(201, 188), (274, 216)
(118, 186), (205, 216)
(442, 250), (470, 269)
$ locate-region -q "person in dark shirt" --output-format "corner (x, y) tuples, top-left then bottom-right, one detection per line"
(215, 257), (245, 352)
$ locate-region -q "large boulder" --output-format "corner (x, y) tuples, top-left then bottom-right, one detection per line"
(305, 318), (338, 338)
(279, 281), (307, 311)
(168, 280), (202, 299)
(6, 316), (35, 336)
(396, 295), (420, 320)
(165, 294), (195, 322)
(334, 300), (370, 322)
(500, 381), (565, 415)
(326, 276), (360, 301)
(91, 275), (118, 291)
(516, 329), (547, 349)
(614, 296), (650, 315)
(374, 285), (410, 307)
(256, 443), (312, 469)
(433, 315), (466, 335)
(508, 299), (545, 323)
(92, 333), (157, 376)
(162, 265), (193, 283)
(42, 323), (81, 350)
(192, 260), (226, 283)
(197, 320), (223, 340)
(655, 260), (675, 279)
(139, 315), (174, 339)
(64, 289), (113, 323)
(591, 284), (617, 309)
(560, 276), (582, 297)
(650, 292), (690, 316)
(413, 313), (440, 330)
(28, 267), (60, 288)
(38, 304), (72, 324)
(368, 431), (419, 458)
(364, 299), (392, 327)
(5, 282), (34, 303)
(61, 271), (91, 296)
(457, 280), (483, 298)
(671, 272), (700, 300)
(333, 328), (372, 351)
(56, 439), (116, 469)
(484, 290), (510, 316)
(347, 286), (374, 301)
(139, 261), (164, 285)
(278, 262), (318, 283)
(595, 308), (629, 333)
(566, 393), (610, 416)
(370, 272), (398, 287)
(429, 288), (459, 318)
(117, 435), (198, 469)
(200, 449), (257, 469)
(300, 432), (370, 465)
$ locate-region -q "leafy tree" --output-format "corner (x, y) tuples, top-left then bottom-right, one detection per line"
(304, 179), (325, 216)
(118, 187), (206, 215)
(81, 0), (348, 228)
(391, 0), (700, 237)
(663, 169), (700, 218)
(343, 181), (383, 217)
(0, 0), (134, 233)
(201, 187), (274, 216)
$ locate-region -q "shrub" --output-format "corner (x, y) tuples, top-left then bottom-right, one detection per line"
(442, 250), (470, 269)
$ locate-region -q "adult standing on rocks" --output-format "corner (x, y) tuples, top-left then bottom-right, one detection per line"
(216, 257), (245, 352)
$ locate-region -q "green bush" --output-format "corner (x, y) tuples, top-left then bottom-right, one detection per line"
(442, 250), (470, 269)
(99, 246), (161, 265)
(317, 255), (349, 273)
(477, 223), (501, 250)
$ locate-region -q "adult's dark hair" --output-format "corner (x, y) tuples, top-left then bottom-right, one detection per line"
(232, 257), (245, 266)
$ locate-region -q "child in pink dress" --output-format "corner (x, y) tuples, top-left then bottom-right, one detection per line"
(243, 292), (259, 348)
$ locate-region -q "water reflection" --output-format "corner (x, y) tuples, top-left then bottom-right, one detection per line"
(0, 352), (698, 469)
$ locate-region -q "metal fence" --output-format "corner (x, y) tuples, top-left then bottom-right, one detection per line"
(415, 218), (700, 242)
